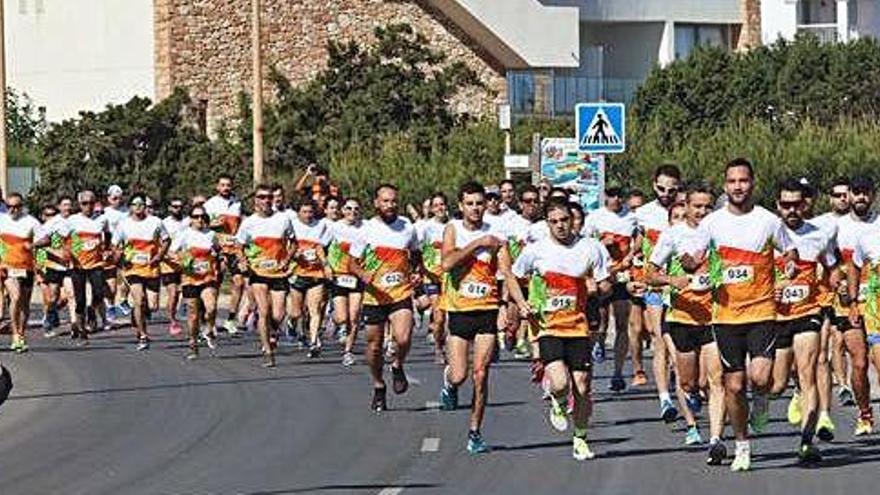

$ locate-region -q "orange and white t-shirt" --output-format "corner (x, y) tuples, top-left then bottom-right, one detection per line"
(161, 215), (188, 275)
(417, 218), (447, 283)
(775, 220), (836, 321)
(852, 221), (880, 334)
(512, 236), (610, 340)
(649, 223), (713, 326)
(170, 227), (221, 286)
(697, 206), (792, 325)
(113, 215), (169, 278)
(236, 211), (295, 279)
(67, 213), (109, 270)
(36, 215), (72, 272)
(834, 213), (876, 317)
(440, 220), (506, 313)
(290, 215), (332, 279)
(810, 212), (843, 309)
(204, 195), (242, 255)
(350, 216), (419, 306)
(0, 213), (42, 272)
(329, 220), (364, 289)
(582, 206), (637, 279)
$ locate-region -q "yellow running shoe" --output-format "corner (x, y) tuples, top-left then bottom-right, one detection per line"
(573, 436), (595, 461)
(816, 412), (835, 442)
(787, 391), (803, 426)
(854, 415), (874, 437)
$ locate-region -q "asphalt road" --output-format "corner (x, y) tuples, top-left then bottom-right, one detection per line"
(2, 315), (880, 495)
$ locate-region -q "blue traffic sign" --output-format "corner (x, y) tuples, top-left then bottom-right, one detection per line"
(576, 103), (625, 154)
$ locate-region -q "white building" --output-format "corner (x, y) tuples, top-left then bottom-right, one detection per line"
(6, 0), (154, 122)
(762, 0), (880, 44)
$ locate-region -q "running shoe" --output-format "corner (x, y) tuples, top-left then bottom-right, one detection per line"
(391, 365), (409, 395)
(854, 412), (874, 436)
(434, 348), (446, 365)
(685, 425), (703, 446)
(43, 328), (58, 339)
(706, 441), (727, 465)
(136, 338), (150, 351)
(816, 411), (835, 441)
(609, 374), (626, 392)
(838, 385), (856, 407)
(686, 392), (703, 415)
(118, 301), (132, 316)
(572, 436), (596, 461)
(631, 370), (648, 387)
(186, 345), (199, 361)
(591, 342), (606, 364)
(223, 319), (239, 336)
(106, 305), (119, 321)
(730, 449), (751, 472)
(384, 340), (397, 361)
(169, 321), (183, 337)
(467, 430), (490, 455)
(787, 391), (803, 426)
(439, 385), (458, 411)
(548, 395), (569, 432)
(335, 327), (348, 345)
(426, 332), (436, 345)
(749, 394), (770, 434)
(342, 351), (356, 367)
(660, 399), (679, 423)
(263, 352), (276, 368)
(203, 331), (217, 351)
(371, 387), (387, 412)
(307, 343), (322, 359)
(797, 443), (822, 463)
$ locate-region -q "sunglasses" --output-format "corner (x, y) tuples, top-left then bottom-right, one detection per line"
(656, 185), (679, 194)
(255, 194), (271, 200)
(547, 217), (571, 225)
(778, 200), (802, 210)
(343, 205), (360, 211)
(8, 204), (23, 209)
(170, 204), (183, 208)
(190, 214), (208, 220)
(520, 197), (537, 204)
(830, 192), (849, 199)
(79, 201), (94, 206)
(852, 189), (873, 196)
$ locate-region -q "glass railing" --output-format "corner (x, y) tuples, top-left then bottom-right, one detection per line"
(508, 70), (642, 116)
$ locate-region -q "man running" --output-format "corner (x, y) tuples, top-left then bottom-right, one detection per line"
(161, 198), (187, 336)
(508, 197), (611, 461)
(36, 204), (71, 338)
(437, 181), (511, 454)
(236, 185), (296, 367)
(170, 205), (222, 359)
(685, 158), (796, 472)
(416, 192), (449, 363)
(349, 184), (420, 412)
(102, 185), (129, 319)
(506, 186), (542, 361)
(205, 175), (245, 335)
(113, 193), (170, 350)
(329, 198), (366, 367)
(67, 191), (110, 344)
(0, 193), (47, 352)
(647, 183), (725, 454)
(634, 164), (681, 421)
(288, 197), (333, 357)
(767, 179), (837, 463)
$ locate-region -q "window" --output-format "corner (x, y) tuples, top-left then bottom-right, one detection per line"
(675, 24), (730, 60)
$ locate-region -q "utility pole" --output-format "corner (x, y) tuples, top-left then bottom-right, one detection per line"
(0, 0), (8, 198)
(251, 0), (264, 185)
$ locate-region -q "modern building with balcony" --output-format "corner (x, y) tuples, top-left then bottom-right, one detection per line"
(762, 0), (880, 45)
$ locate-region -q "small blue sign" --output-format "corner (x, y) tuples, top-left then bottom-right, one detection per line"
(576, 103), (625, 154)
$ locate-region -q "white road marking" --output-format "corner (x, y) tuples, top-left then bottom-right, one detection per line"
(378, 488), (404, 495)
(421, 437), (440, 452)
(425, 401), (440, 409)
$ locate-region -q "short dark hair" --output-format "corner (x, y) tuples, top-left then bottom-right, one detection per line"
(373, 183), (398, 199)
(605, 186), (623, 198)
(544, 197), (571, 217)
(313, 166), (328, 177)
(57, 194), (73, 204)
(217, 174), (233, 183)
(653, 164), (681, 181)
(271, 183), (284, 193)
(130, 192), (146, 204)
(42, 204), (58, 214)
(850, 175), (875, 194)
(685, 181), (714, 202)
(568, 201), (584, 218)
(520, 185), (539, 198)
(777, 178), (804, 199)
(500, 179), (515, 189)
(295, 196), (318, 211)
(457, 181), (485, 202)
(627, 189), (645, 199)
(725, 158), (754, 179)
(829, 176), (850, 192)
(431, 191), (449, 205)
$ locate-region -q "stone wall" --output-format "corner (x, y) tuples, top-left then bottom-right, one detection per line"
(154, 0), (508, 131)
(737, 0), (762, 51)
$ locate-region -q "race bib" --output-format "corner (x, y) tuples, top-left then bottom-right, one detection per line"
(689, 273), (711, 292)
(131, 252), (150, 265)
(546, 295), (576, 312)
(302, 249), (318, 262)
(722, 265), (754, 285)
(258, 259), (278, 270)
(380, 271), (404, 288)
(336, 274), (358, 289)
(460, 281), (492, 299)
(193, 260), (210, 274)
(616, 271), (632, 284)
(8, 268), (28, 278)
(781, 284), (810, 304)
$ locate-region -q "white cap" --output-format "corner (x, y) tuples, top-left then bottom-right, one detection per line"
(107, 185), (123, 197)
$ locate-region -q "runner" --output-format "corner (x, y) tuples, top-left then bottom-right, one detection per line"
(236, 184), (296, 367)
(768, 178), (836, 463)
(170, 205), (222, 359)
(329, 198), (366, 367)
(67, 191), (110, 344)
(416, 192), (449, 363)
(684, 158), (796, 472)
(634, 164), (681, 421)
(272, 184), (286, 213)
(506, 186), (542, 361)
(102, 185), (129, 319)
(836, 175), (878, 436)
(581, 187), (641, 396)
(499, 179), (518, 215)
(113, 193), (170, 350)
(288, 197), (333, 357)
(647, 183), (726, 458)
(35, 204), (70, 339)
(437, 181), (511, 454)
(507, 197), (611, 461)
(348, 184), (420, 412)
(205, 175), (246, 336)
(161, 198), (187, 336)
(56, 195), (77, 329)
(324, 196), (342, 221)
(0, 193), (47, 352)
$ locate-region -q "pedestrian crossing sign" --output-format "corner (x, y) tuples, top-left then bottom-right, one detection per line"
(576, 103), (625, 154)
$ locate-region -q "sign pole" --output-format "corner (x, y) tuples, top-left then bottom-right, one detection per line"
(251, 0), (264, 186)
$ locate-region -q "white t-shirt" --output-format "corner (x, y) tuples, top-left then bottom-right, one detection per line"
(236, 211), (295, 278)
(350, 216), (419, 305)
(0, 213), (43, 270)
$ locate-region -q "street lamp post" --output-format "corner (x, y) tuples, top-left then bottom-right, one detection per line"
(252, 0), (264, 186)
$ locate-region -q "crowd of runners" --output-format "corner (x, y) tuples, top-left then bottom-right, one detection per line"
(2, 159), (880, 472)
